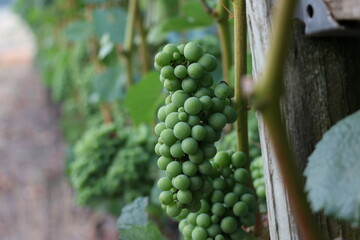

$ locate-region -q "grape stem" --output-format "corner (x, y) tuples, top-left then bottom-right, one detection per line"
(136, 3), (150, 74)
(232, 0), (265, 236)
(253, 0), (322, 239)
(122, 0), (138, 87)
(216, 0), (232, 84)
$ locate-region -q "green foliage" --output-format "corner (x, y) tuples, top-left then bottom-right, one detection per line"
(92, 67), (125, 103)
(69, 123), (158, 214)
(117, 197), (166, 240)
(92, 8), (127, 44)
(305, 110), (360, 226)
(125, 71), (163, 125)
(63, 21), (93, 42)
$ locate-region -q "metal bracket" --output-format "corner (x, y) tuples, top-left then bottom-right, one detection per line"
(294, 0), (360, 36)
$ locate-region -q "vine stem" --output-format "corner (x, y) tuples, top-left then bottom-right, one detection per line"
(232, 0), (264, 236)
(254, 0), (322, 239)
(136, 3), (150, 74)
(122, 0), (138, 87)
(216, 0), (232, 84)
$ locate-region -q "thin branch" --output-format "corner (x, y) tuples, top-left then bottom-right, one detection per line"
(254, 0), (323, 238)
(199, 0), (217, 18)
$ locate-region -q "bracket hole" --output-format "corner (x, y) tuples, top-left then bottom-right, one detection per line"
(307, 4), (314, 18)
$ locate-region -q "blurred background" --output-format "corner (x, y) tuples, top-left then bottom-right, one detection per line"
(0, 0), (263, 239)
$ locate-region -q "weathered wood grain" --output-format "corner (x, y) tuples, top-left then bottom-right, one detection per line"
(246, 0), (360, 239)
(324, 0), (360, 20)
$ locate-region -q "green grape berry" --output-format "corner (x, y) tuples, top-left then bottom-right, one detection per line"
(188, 63), (204, 79)
(174, 65), (188, 79)
(166, 161), (182, 178)
(158, 177), (172, 191)
(184, 97), (202, 115)
(184, 42), (203, 61)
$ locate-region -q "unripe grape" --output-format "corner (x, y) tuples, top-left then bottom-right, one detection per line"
(160, 129), (177, 146)
(187, 212), (197, 224)
(173, 174), (190, 190)
(197, 53), (217, 72)
(159, 191), (173, 205)
(214, 151), (231, 167)
(187, 199), (202, 213)
(231, 152), (247, 168)
(211, 98), (224, 113)
(222, 166), (232, 178)
(201, 143), (217, 159)
(194, 87), (212, 98)
(155, 51), (171, 66)
(234, 168), (249, 183)
(215, 234), (225, 240)
(181, 137), (198, 155)
(164, 79), (181, 92)
(163, 43), (179, 55)
(256, 186), (266, 198)
(171, 90), (190, 108)
(241, 193), (257, 208)
(181, 78), (198, 93)
(155, 143), (161, 156)
(159, 144), (171, 157)
(196, 213), (211, 228)
(188, 63), (204, 79)
(224, 192), (239, 207)
(173, 52), (180, 60)
(158, 177), (172, 191)
(214, 83), (231, 99)
(184, 42), (203, 61)
(165, 94), (172, 105)
(211, 190), (225, 203)
(192, 226), (208, 240)
(208, 113), (227, 130)
(211, 215), (219, 223)
(161, 65), (175, 79)
(165, 112), (180, 129)
(187, 115), (201, 126)
(189, 176), (203, 191)
(166, 204), (181, 217)
(178, 44), (185, 55)
(165, 103), (177, 115)
(220, 216), (238, 234)
(174, 65), (187, 78)
(157, 156), (172, 170)
(198, 160), (213, 175)
(178, 112), (188, 121)
(166, 161), (182, 178)
(233, 201), (249, 217)
(182, 161), (198, 177)
(206, 224), (221, 237)
(179, 219), (188, 232)
(199, 96), (212, 111)
(182, 224), (195, 238)
(155, 122), (166, 136)
(233, 183), (248, 196)
(184, 97), (202, 115)
(200, 177), (214, 194)
(173, 122), (191, 140)
(200, 73), (214, 87)
(191, 125), (206, 141)
(203, 125), (216, 142)
(211, 202), (225, 216)
(157, 106), (166, 121)
(223, 105), (237, 123)
(154, 62), (162, 71)
(213, 177), (227, 190)
(177, 190), (193, 204)
(170, 142), (185, 158)
(189, 149), (204, 164)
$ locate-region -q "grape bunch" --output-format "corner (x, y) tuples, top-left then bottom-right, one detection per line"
(250, 157), (265, 202)
(154, 42), (237, 217)
(178, 150), (258, 240)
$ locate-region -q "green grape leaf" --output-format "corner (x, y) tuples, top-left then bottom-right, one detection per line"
(63, 21), (93, 42)
(120, 224), (165, 240)
(124, 71), (164, 125)
(117, 197), (149, 229)
(305, 109), (360, 226)
(181, 1), (213, 25)
(92, 8), (127, 43)
(91, 67), (125, 103)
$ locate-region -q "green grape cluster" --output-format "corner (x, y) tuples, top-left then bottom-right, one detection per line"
(154, 42), (237, 217)
(70, 123), (157, 213)
(178, 151), (258, 240)
(250, 157), (265, 201)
